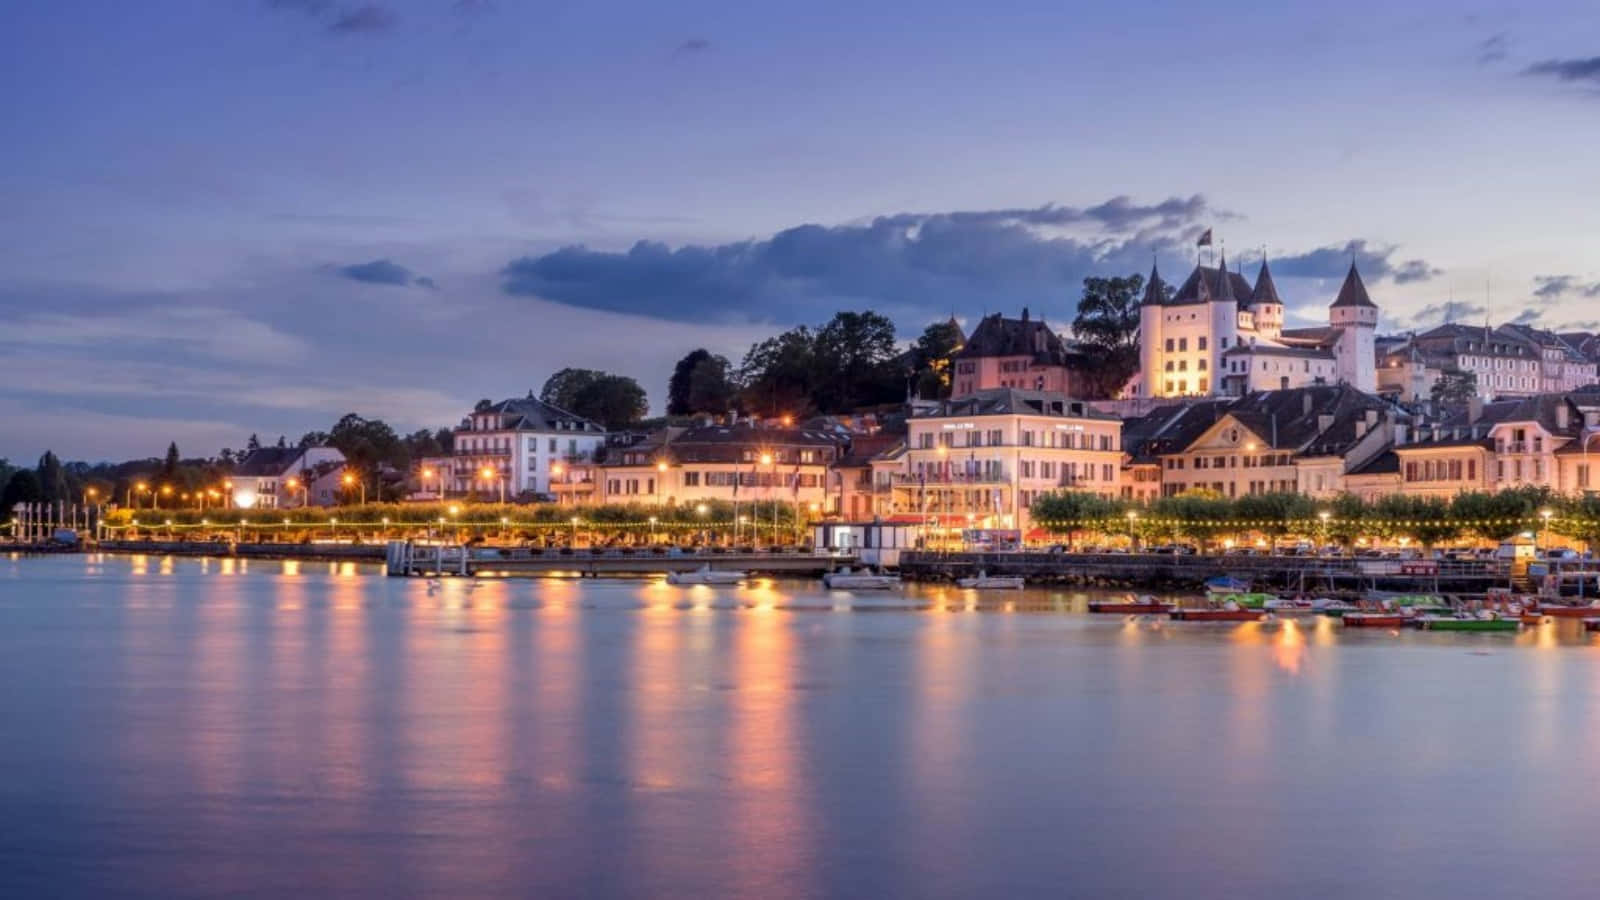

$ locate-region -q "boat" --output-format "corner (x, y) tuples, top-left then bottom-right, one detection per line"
(1210, 592), (1279, 609)
(1088, 594), (1174, 615)
(956, 570), (1025, 590)
(1263, 596), (1318, 615)
(1205, 575), (1251, 595)
(665, 564), (746, 586)
(1530, 600), (1600, 619)
(1369, 592), (1450, 615)
(1313, 598), (1359, 617)
(1415, 612), (1521, 632)
(1170, 606), (1266, 622)
(1520, 612), (1551, 626)
(1584, 618), (1600, 632)
(1341, 612), (1413, 628)
(823, 567), (902, 590)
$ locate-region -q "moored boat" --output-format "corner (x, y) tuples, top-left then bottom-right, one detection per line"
(1205, 575), (1251, 595)
(1585, 618), (1600, 632)
(1264, 596), (1318, 615)
(823, 567), (901, 591)
(1342, 612), (1412, 628)
(1415, 612), (1520, 632)
(956, 570), (1025, 590)
(1170, 607), (1266, 622)
(1370, 592), (1450, 615)
(1530, 601), (1600, 619)
(665, 564), (746, 586)
(1211, 592), (1279, 609)
(1520, 612), (1550, 626)
(1088, 594), (1173, 615)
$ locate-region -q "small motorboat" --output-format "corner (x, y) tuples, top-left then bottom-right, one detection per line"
(1264, 596), (1317, 615)
(956, 570), (1025, 590)
(1415, 611), (1520, 632)
(823, 567), (901, 591)
(1088, 594), (1173, 615)
(1313, 598), (1359, 617)
(1170, 601), (1265, 622)
(1530, 600), (1600, 619)
(1341, 612), (1413, 628)
(1210, 592), (1279, 609)
(1369, 592), (1450, 615)
(665, 564), (746, 586)
(1205, 575), (1251, 595)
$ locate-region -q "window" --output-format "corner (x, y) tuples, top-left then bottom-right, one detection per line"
(1179, 338), (1188, 352)
(1165, 338), (1175, 352)
(1198, 336), (1208, 351)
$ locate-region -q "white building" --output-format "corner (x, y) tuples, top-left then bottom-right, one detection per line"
(1133, 253), (1377, 399)
(229, 446), (346, 509)
(879, 388), (1123, 533)
(448, 394), (606, 499)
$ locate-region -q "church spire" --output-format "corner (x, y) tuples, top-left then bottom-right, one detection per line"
(1250, 254), (1281, 306)
(1141, 261), (1168, 306)
(1330, 262), (1377, 308)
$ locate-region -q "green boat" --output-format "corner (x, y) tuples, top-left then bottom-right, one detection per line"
(1415, 615), (1520, 632)
(1370, 592), (1451, 615)
(1210, 592), (1279, 609)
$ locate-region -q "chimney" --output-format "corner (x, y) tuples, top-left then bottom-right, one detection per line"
(1302, 393), (1314, 417)
(1557, 403), (1570, 431)
(1394, 423), (1408, 445)
(1468, 395), (1483, 423)
(1021, 307), (1030, 322)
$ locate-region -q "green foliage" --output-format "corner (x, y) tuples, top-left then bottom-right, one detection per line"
(329, 413), (409, 481)
(738, 311), (904, 416)
(1232, 492), (1315, 538)
(162, 443), (181, 482)
(1030, 491), (1125, 545)
(541, 367), (649, 428)
(910, 319), (965, 400)
(36, 451), (69, 502)
(1, 469), (44, 512)
(668, 349), (736, 416)
(1072, 273), (1156, 400)
(1431, 366), (1477, 409)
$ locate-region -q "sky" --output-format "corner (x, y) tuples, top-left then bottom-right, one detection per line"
(3, 0), (1599, 462)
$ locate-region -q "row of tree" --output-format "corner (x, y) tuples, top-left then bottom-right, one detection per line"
(1031, 486), (1600, 549)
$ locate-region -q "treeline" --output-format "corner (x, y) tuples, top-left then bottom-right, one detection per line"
(102, 499), (803, 528)
(1033, 486), (1600, 548)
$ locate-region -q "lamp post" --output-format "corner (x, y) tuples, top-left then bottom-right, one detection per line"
(421, 466), (437, 500)
(1127, 510), (1140, 552)
(550, 463), (565, 505)
(341, 471), (365, 505)
(479, 466), (504, 504)
(1539, 507), (1554, 554)
(696, 502), (709, 547)
(570, 516), (581, 549)
(760, 452), (774, 547)
(655, 461), (668, 506)
(1319, 510), (1331, 552)
(648, 515), (658, 545)
(285, 477), (308, 509)
(129, 481), (148, 509)
(158, 484), (172, 509)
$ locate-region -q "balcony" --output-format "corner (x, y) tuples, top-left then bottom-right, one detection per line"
(884, 472), (1011, 488)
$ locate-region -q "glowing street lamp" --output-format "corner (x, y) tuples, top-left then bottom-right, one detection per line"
(157, 484), (173, 509)
(1539, 507), (1554, 552)
(285, 476), (308, 508)
(570, 516), (581, 548)
(341, 471), (365, 505)
(479, 465), (504, 504)
(130, 481), (149, 509)
(420, 466), (438, 500)
(648, 515), (658, 545)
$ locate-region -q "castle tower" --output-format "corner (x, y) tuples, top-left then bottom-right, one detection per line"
(1206, 250), (1237, 395)
(1137, 263), (1167, 397)
(1249, 256), (1284, 341)
(1330, 262), (1378, 392)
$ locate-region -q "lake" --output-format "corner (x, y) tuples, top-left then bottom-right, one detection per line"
(2, 553), (1598, 898)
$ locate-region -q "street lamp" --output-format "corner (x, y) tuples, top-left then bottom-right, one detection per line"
(648, 515), (658, 545)
(421, 466), (437, 500)
(1127, 510), (1140, 552)
(158, 484), (172, 508)
(479, 465), (504, 504)
(655, 460), (668, 506)
(130, 481), (148, 509)
(341, 471), (365, 505)
(759, 453), (775, 546)
(1318, 510), (1332, 550)
(285, 476), (307, 509)
(570, 516), (581, 549)
(1539, 507), (1554, 553)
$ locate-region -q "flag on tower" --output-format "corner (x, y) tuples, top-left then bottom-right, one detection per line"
(1196, 228), (1213, 247)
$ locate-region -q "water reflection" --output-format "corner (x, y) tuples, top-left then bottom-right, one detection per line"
(8, 556), (1600, 898)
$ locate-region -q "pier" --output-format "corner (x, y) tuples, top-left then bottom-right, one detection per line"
(384, 541), (853, 578)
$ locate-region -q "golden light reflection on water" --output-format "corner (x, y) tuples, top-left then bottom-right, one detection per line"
(1272, 620), (1305, 676)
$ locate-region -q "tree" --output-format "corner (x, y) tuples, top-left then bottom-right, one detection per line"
(162, 443), (181, 482)
(911, 319), (965, 400)
(329, 414), (409, 481)
(1431, 366), (1477, 409)
(540, 368), (606, 411)
(0, 469), (43, 516)
(572, 374), (649, 429)
(474, 398), (494, 413)
(1073, 273), (1154, 398)
(668, 349), (735, 416)
(298, 431), (331, 448)
(275, 435), (288, 449)
(1234, 492), (1316, 543)
(246, 434), (262, 453)
(36, 451), (68, 502)
(811, 311), (901, 412)
(1032, 491), (1124, 547)
(403, 429), (446, 459)
(738, 326), (816, 417)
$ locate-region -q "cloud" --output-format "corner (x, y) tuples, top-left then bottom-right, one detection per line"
(1511, 308), (1542, 325)
(335, 258), (435, 288)
(329, 5), (397, 35)
(500, 196), (1230, 325)
(1533, 274), (1600, 299)
(1405, 301), (1486, 329)
(1476, 33), (1509, 65)
(1269, 240), (1441, 285)
(1523, 56), (1600, 84)
(676, 38), (712, 54)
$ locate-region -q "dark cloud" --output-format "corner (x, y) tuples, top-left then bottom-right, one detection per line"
(329, 5), (397, 35)
(500, 197), (1431, 326)
(1523, 56), (1600, 84)
(1476, 33), (1509, 65)
(676, 38), (712, 54)
(336, 259), (434, 288)
(1267, 240), (1441, 285)
(1533, 274), (1600, 299)
(1406, 301), (1486, 329)
(1511, 308), (1542, 325)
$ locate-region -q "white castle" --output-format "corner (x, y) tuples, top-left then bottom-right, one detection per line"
(1129, 251), (1377, 399)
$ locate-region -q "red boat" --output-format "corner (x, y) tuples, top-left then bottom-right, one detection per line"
(1170, 608), (1265, 622)
(1532, 604), (1600, 619)
(1342, 613), (1411, 628)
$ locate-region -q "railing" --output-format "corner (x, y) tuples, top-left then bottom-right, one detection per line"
(883, 473), (1010, 487)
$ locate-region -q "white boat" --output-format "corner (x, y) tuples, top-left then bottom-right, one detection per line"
(957, 570), (1024, 590)
(1263, 596), (1317, 615)
(665, 565), (746, 586)
(823, 567), (902, 590)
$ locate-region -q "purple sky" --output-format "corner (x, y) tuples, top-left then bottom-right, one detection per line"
(4, 0), (1599, 461)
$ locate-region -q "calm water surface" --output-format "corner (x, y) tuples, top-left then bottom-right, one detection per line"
(3, 553), (1600, 898)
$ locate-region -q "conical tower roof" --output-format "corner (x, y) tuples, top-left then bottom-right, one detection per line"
(1140, 263), (1168, 306)
(1212, 250), (1235, 303)
(1251, 257), (1282, 305)
(1331, 262), (1377, 308)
